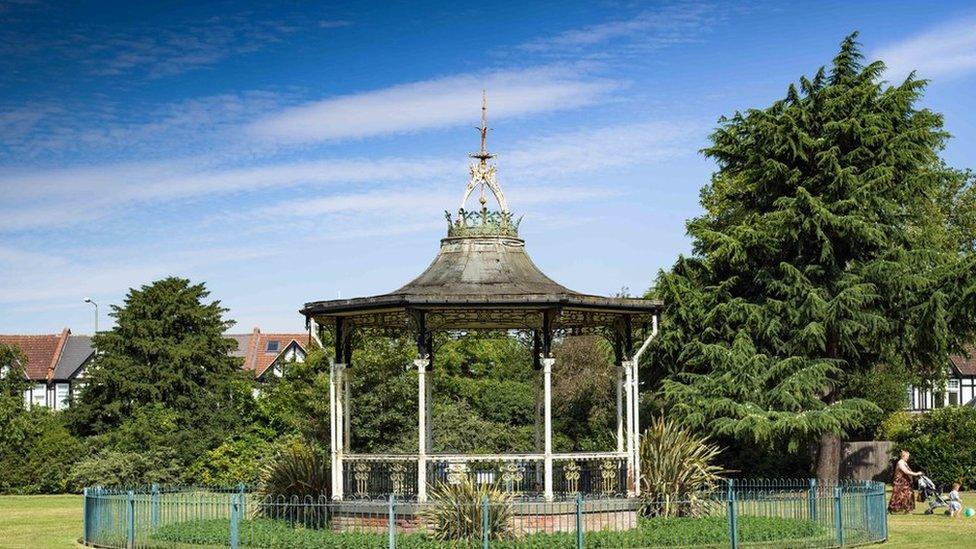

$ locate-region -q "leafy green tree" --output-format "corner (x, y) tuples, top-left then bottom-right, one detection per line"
(552, 335), (617, 450)
(650, 34), (976, 478)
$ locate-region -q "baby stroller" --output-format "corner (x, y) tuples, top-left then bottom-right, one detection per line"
(918, 475), (951, 515)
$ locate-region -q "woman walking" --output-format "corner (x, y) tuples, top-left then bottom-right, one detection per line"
(888, 449), (923, 514)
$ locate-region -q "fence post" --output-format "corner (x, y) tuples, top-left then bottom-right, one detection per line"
(126, 490), (135, 549)
(808, 478), (817, 521)
(727, 479), (738, 549)
(575, 493), (584, 549)
(879, 483), (888, 541)
(230, 492), (240, 549)
(388, 493), (396, 549)
(150, 483), (159, 529)
(83, 487), (90, 544)
(482, 495), (490, 549)
(834, 486), (844, 547)
(236, 483), (246, 531)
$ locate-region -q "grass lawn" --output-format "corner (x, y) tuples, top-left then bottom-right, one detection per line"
(3, 491), (976, 548)
(0, 494), (81, 548)
(885, 492), (976, 548)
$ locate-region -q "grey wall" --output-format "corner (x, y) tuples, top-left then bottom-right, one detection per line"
(841, 441), (895, 482)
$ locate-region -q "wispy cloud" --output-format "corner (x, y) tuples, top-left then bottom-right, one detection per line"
(0, 118), (697, 232)
(514, 3), (726, 60)
(247, 66), (618, 143)
(874, 16), (976, 81)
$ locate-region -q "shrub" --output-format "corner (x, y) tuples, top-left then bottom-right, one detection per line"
(68, 449), (182, 489)
(256, 440), (330, 528)
(877, 411), (912, 441)
(186, 434), (272, 486)
(421, 478), (514, 541)
(639, 416), (726, 517)
(151, 513), (825, 548)
(1, 409), (85, 494)
(893, 406), (976, 489)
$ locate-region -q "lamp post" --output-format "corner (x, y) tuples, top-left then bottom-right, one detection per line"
(83, 298), (98, 334)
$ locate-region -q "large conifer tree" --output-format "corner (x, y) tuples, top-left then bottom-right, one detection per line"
(69, 277), (245, 438)
(651, 34), (976, 477)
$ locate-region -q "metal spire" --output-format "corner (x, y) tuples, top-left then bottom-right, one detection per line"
(459, 91), (508, 214)
(471, 90), (494, 163)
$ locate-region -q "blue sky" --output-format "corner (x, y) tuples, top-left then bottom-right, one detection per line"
(2, 1), (976, 334)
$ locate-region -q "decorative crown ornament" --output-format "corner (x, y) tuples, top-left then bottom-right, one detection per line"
(445, 91), (521, 237)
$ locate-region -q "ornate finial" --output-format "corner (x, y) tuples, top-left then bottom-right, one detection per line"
(460, 91), (508, 214)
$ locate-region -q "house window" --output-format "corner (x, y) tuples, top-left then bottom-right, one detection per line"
(948, 379), (960, 406)
(32, 383), (46, 408)
(266, 340), (279, 353)
(55, 383), (70, 410)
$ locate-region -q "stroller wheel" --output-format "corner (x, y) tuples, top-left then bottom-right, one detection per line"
(924, 509), (933, 515)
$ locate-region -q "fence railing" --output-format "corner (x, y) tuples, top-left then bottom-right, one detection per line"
(343, 452), (628, 500)
(82, 478), (887, 548)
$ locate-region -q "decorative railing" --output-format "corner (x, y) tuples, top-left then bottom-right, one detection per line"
(428, 454), (544, 498)
(553, 454), (627, 498)
(343, 452), (627, 500)
(343, 455), (419, 500)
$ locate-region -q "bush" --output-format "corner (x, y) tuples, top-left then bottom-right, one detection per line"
(68, 449), (182, 488)
(894, 406), (976, 488)
(877, 411), (913, 441)
(1, 409), (85, 494)
(186, 434), (272, 486)
(639, 416), (726, 516)
(152, 514), (825, 548)
(421, 478), (514, 541)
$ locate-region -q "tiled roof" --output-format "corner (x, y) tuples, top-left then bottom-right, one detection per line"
(52, 335), (94, 381)
(0, 329), (69, 381)
(226, 328), (308, 378)
(951, 346), (976, 376)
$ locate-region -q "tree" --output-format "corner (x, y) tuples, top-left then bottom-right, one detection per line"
(67, 277), (248, 447)
(650, 34), (976, 478)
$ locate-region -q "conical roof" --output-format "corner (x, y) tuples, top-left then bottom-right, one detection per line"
(391, 233), (578, 299)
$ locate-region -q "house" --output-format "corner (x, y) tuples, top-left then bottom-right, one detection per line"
(227, 327), (308, 380)
(0, 328), (93, 410)
(906, 347), (976, 411)
(0, 326), (308, 410)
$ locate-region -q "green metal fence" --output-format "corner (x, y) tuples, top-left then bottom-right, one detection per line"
(82, 479), (887, 548)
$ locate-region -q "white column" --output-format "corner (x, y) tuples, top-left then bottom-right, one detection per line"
(425, 370), (434, 451)
(416, 357), (429, 502)
(542, 357), (555, 501)
(344, 368), (352, 450)
(624, 359), (635, 496)
(335, 363), (346, 500)
(631, 359), (641, 497)
(616, 363), (624, 453)
(329, 362), (340, 500)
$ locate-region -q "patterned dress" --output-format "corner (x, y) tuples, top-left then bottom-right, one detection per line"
(888, 459), (915, 514)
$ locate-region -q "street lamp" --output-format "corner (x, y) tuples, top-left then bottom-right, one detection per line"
(83, 298), (98, 334)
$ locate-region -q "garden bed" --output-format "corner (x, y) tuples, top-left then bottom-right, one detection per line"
(150, 515), (827, 548)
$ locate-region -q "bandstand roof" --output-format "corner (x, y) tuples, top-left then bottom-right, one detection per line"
(300, 97), (661, 332)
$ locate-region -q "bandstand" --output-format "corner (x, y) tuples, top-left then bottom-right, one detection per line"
(300, 97), (661, 508)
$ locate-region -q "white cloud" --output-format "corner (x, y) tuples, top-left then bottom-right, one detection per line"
(515, 3), (725, 58)
(874, 17), (976, 81)
(247, 66), (617, 143)
(0, 117), (698, 232)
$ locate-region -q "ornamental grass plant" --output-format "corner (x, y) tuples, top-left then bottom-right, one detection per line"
(420, 477), (514, 541)
(255, 440), (330, 528)
(639, 416), (726, 517)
